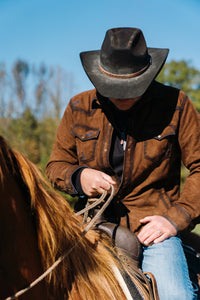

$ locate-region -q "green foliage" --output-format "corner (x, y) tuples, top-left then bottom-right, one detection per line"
(193, 224), (200, 235)
(0, 59), (75, 167)
(37, 116), (60, 169)
(0, 112), (60, 169)
(0, 59), (77, 204)
(10, 109), (39, 161)
(157, 60), (200, 112)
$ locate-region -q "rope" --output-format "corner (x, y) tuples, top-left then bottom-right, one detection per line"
(4, 236), (84, 300)
(84, 185), (114, 232)
(4, 186), (115, 300)
(75, 189), (107, 217)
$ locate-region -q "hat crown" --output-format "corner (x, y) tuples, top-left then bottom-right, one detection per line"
(100, 28), (151, 75)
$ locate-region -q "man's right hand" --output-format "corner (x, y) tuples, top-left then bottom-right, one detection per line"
(80, 168), (116, 197)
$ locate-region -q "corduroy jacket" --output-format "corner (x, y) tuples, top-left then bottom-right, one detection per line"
(46, 81), (200, 233)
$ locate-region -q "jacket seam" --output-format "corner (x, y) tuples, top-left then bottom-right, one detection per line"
(159, 189), (170, 209)
(178, 94), (188, 120)
(128, 138), (136, 183)
(100, 119), (111, 168)
(175, 204), (191, 224)
(70, 99), (97, 116)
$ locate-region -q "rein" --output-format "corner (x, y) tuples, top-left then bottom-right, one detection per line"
(4, 186), (115, 300)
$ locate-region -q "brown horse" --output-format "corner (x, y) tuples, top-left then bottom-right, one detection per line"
(0, 135), (199, 300)
(0, 135), (150, 300)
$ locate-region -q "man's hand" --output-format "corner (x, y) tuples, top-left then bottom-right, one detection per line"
(137, 215), (177, 246)
(80, 168), (116, 196)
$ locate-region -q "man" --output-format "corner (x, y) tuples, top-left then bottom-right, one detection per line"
(46, 27), (199, 299)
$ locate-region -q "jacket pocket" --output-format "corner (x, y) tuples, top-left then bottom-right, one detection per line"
(71, 125), (100, 163)
(144, 125), (176, 164)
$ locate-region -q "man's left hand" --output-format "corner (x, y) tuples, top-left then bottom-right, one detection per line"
(137, 215), (177, 246)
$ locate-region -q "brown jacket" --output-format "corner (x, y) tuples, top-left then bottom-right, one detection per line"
(46, 81), (200, 233)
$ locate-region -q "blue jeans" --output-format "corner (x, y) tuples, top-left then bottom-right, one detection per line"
(141, 236), (197, 300)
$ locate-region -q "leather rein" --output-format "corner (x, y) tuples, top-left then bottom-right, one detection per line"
(4, 186), (115, 300)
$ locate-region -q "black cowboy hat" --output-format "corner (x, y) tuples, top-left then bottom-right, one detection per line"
(80, 27), (169, 99)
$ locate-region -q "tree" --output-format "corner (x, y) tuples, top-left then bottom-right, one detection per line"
(5, 108), (40, 163)
(157, 60), (200, 112)
(12, 60), (29, 114)
(0, 60), (76, 168)
(0, 63), (8, 118)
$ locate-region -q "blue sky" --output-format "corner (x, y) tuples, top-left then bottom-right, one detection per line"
(0, 0), (200, 98)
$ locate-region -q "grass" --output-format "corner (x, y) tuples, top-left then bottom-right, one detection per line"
(192, 224), (200, 236)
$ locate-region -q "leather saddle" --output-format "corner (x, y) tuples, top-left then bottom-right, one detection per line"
(96, 221), (159, 300)
(97, 221), (142, 264)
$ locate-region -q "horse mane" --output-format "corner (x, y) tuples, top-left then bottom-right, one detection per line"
(0, 136), (126, 300)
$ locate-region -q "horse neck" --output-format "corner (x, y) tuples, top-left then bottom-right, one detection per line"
(0, 175), (49, 300)
(0, 147), (127, 300)
(22, 170), (127, 300)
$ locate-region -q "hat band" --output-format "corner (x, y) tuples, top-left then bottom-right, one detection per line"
(98, 59), (151, 79)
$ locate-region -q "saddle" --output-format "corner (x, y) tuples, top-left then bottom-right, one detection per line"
(75, 191), (159, 299)
(96, 221), (159, 300)
(97, 222), (200, 299)
(97, 222), (142, 264)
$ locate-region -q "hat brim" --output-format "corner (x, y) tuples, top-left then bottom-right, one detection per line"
(80, 48), (169, 99)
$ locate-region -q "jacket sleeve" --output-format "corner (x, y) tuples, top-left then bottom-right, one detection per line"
(163, 92), (200, 231)
(46, 102), (86, 195)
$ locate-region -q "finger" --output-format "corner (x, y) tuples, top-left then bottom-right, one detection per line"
(143, 230), (165, 245)
(138, 221), (155, 237)
(138, 221), (163, 243)
(153, 232), (169, 244)
(100, 180), (112, 191)
(138, 232), (154, 245)
(87, 189), (100, 197)
(102, 174), (116, 185)
(142, 236), (155, 246)
(138, 226), (154, 243)
(96, 186), (107, 195)
(140, 216), (153, 224)
(88, 186), (106, 197)
(138, 233), (151, 244)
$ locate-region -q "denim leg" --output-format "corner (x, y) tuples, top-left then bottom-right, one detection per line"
(141, 236), (197, 300)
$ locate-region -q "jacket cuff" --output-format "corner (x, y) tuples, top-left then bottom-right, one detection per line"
(64, 165), (89, 195)
(71, 166), (88, 195)
(163, 204), (191, 231)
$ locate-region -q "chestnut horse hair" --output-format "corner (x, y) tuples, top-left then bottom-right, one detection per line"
(0, 136), (135, 300)
(1, 136), (199, 299)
